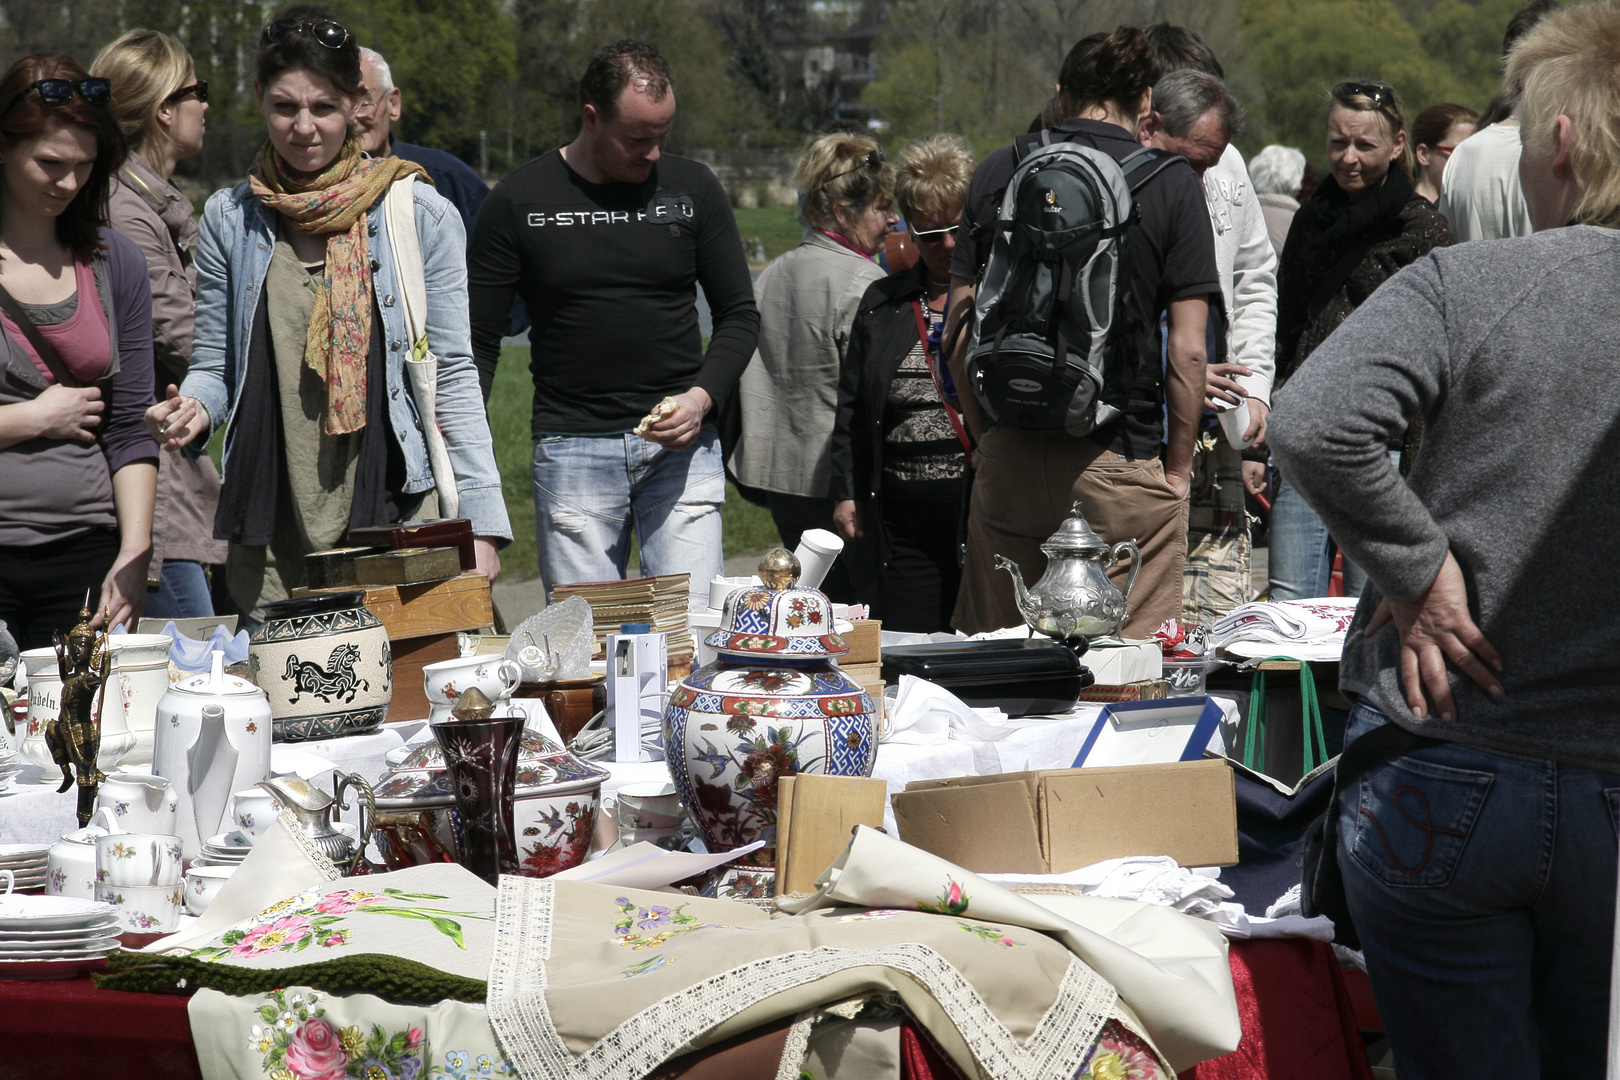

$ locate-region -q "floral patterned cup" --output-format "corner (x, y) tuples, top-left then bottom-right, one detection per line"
(230, 788), (283, 844)
(95, 832), (183, 887)
(184, 865), (237, 916)
(95, 881), (183, 933)
(422, 656), (522, 707)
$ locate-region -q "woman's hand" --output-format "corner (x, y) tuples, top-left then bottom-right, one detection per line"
(144, 385), (208, 451)
(833, 500), (863, 540)
(474, 537), (502, 584)
(95, 545), (151, 632)
(1364, 550), (1504, 721)
(32, 384), (104, 443)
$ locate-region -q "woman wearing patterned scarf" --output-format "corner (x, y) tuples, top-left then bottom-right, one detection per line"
(144, 3), (509, 622)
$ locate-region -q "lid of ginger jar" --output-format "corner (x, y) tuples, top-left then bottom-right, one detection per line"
(703, 549), (848, 662)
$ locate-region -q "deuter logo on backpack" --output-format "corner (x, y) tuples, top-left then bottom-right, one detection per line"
(967, 138), (1182, 437)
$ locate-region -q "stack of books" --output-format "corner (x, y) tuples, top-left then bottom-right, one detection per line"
(550, 574), (694, 668)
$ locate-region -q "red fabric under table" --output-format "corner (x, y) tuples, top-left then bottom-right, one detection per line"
(0, 974), (202, 1080)
(1179, 938), (1374, 1080)
(0, 940), (1372, 1080)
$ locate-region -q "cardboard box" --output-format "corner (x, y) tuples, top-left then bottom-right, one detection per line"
(892, 758), (1238, 871)
(843, 619), (881, 665)
(1085, 639), (1163, 684)
(775, 774), (888, 897)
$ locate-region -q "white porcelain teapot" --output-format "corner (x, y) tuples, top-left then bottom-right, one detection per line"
(151, 650), (273, 858)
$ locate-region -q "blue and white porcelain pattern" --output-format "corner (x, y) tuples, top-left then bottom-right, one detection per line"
(665, 579), (875, 884)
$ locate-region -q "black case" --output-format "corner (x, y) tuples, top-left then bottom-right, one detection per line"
(879, 639), (1093, 718)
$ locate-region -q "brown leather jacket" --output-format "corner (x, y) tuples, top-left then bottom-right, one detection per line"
(107, 153), (227, 568)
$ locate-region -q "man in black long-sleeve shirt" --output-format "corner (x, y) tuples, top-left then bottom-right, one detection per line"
(468, 40), (760, 592)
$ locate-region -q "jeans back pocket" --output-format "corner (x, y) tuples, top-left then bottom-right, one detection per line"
(1348, 756), (1493, 889)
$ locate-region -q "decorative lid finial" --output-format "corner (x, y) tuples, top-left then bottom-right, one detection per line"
(449, 686), (497, 721)
(758, 548), (801, 591)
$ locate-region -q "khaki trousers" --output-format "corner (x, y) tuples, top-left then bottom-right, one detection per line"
(953, 425), (1188, 638)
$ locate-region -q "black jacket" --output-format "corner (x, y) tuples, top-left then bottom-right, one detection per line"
(828, 263), (939, 504)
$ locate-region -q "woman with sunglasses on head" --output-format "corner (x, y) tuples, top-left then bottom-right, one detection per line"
(143, 3), (510, 623)
(827, 135), (975, 631)
(0, 55), (158, 648)
(731, 132), (897, 603)
(91, 30), (225, 620)
(1268, 80), (1450, 602)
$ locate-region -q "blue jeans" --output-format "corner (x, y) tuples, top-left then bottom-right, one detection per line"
(1267, 472), (1366, 599)
(1339, 702), (1620, 1079)
(143, 560), (215, 619)
(531, 427), (725, 594)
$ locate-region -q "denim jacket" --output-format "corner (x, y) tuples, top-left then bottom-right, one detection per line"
(182, 177), (511, 542)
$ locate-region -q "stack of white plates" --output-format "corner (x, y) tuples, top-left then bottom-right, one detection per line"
(0, 844), (49, 893)
(194, 831), (252, 867)
(0, 894), (119, 979)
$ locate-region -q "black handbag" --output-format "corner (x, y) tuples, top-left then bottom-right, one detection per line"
(1300, 720), (1437, 949)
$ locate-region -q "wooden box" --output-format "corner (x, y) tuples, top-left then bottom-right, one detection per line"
(353, 546), (463, 587)
(386, 632), (462, 722)
(843, 619), (881, 665)
(348, 518), (476, 572)
(297, 571), (494, 641)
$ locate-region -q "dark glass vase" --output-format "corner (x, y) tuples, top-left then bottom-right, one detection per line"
(431, 714), (523, 885)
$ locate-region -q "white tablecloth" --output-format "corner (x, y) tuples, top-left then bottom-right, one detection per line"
(0, 728), (406, 846)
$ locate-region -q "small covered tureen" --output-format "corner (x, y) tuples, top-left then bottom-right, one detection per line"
(372, 729), (608, 878)
(664, 550), (876, 895)
(997, 501), (1140, 643)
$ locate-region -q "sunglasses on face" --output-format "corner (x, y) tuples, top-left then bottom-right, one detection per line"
(266, 18), (352, 50)
(820, 148), (885, 188)
(1332, 81), (1396, 111)
(12, 78), (112, 111)
(909, 223), (960, 243)
(165, 80), (208, 104)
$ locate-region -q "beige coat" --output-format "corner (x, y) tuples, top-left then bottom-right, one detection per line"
(108, 153), (227, 568)
(730, 231), (886, 498)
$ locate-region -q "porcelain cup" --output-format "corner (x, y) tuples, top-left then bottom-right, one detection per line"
(615, 782), (684, 830)
(95, 881), (183, 933)
(229, 788), (283, 843)
(96, 832), (183, 888)
(422, 656), (522, 707)
(183, 865), (237, 916)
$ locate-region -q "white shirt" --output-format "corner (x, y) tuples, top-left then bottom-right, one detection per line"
(1203, 143), (1278, 406)
(1437, 121), (1535, 242)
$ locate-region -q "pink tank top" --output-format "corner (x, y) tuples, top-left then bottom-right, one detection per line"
(1, 258), (112, 385)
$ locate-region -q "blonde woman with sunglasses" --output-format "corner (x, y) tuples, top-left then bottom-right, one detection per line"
(1268, 80), (1450, 602)
(92, 30), (224, 619)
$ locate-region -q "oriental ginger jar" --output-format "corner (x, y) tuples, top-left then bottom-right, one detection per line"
(663, 550), (876, 890)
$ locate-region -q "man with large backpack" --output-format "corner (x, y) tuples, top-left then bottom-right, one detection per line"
(946, 28), (1221, 637)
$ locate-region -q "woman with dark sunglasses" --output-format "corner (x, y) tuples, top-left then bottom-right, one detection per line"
(142, 3), (509, 623)
(91, 30), (224, 620)
(730, 132), (897, 603)
(1268, 80), (1450, 602)
(828, 134), (976, 631)
(0, 53), (159, 646)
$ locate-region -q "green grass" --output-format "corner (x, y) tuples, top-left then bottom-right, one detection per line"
(731, 205), (803, 265)
(488, 345), (782, 582)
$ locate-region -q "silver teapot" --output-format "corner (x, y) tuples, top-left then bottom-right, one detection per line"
(258, 773), (375, 874)
(997, 502), (1140, 642)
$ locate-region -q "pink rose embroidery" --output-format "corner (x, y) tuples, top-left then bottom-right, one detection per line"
(284, 1018), (349, 1080)
(405, 1027), (424, 1049)
(230, 914), (314, 958)
(314, 890), (384, 915)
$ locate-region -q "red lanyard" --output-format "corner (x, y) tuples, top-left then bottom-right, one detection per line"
(911, 298), (974, 457)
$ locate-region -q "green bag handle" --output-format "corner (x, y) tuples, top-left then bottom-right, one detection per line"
(1244, 658), (1328, 775)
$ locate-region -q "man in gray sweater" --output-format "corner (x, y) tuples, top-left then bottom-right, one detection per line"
(1268, 6), (1620, 1075)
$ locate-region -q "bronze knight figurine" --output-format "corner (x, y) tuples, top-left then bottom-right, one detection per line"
(46, 600), (111, 827)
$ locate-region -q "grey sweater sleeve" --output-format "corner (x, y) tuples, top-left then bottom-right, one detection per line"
(1267, 257), (1451, 602)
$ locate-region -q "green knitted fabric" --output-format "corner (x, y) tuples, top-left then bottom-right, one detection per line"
(94, 950), (487, 1004)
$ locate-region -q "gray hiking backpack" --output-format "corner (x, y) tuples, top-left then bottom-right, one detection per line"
(966, 134), (1183, 436)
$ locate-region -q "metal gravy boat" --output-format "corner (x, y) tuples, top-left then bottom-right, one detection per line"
(997, 501), (1140, 643)
(258, 774), (375, 874)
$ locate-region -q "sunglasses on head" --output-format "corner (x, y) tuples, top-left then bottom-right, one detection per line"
(1333, 81), (1396, 111)
(12, 78), (112, 111)
(165, 80), (208, 104)
(266, 18), (352, 50)
(820, 148), (885, 188)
